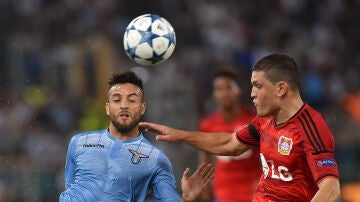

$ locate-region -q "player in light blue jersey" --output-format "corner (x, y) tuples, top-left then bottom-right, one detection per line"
(60, 71), (214, 202)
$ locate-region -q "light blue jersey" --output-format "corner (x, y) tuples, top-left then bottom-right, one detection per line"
(59, 129), (180, 202)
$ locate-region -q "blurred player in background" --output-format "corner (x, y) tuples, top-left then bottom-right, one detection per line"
(140, 53), (341, 201)
(198, 68), (261, 202)
(59, 70), (214, 202)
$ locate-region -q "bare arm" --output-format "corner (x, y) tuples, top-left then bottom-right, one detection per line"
(311, 177), (340, 202)
(139, 122), (250, 156)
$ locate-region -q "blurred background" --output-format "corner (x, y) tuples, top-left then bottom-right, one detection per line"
(0, 0), (359, 201)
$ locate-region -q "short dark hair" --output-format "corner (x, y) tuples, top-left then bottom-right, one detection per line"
(252, 53), (300, 90)
(108, 70), (144, 96)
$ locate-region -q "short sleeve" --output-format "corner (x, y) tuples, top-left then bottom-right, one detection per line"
(236, 116), (261, 147)
(301, 114), (339, 184)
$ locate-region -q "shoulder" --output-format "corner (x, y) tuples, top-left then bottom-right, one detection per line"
(69, 129), (108, 144)
(293, 104), (335, 151)
(251, 115), (272, 128)
(295, 104), (331, 131)
(72, 129), (107, 137)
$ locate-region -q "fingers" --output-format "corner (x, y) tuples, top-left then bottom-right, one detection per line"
(139, 122), (164, 136)
(139, 122), (157, 128)
(194, 163), (211, 176)
(156, 135), (166, 141)
(183, 167), (190, 179)
(203, 165), (214, 185)
(196, 163), (214, 186)
(139, 122), (158, 133)
(138, 122), (148, 127)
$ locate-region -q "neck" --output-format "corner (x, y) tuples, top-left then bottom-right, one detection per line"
(274, 94), (304, 125)
(221, 105), (240, 122)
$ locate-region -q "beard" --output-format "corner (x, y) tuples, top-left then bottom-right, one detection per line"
(110, 114), (141, 134)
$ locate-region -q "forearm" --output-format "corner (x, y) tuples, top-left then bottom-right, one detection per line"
(179, 130), (248, 156)
(311, 178), (340, 202)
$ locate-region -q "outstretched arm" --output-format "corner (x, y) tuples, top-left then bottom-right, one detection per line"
(139, 122), (249, 156)
(181, 163), (215, 202)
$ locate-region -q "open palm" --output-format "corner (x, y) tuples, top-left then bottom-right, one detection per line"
(181, 163), (214, 201)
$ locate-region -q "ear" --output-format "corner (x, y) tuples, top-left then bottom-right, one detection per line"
(105, 102), (110, 115)
(140, 102), (146, 115)
(276, 81), (288, 96)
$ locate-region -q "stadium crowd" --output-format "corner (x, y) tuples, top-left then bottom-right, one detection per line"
(0, 0), (359, 201)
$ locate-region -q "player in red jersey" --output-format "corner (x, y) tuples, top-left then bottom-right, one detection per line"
(198, 69), (261, 202)
(140, 53), (341, 201)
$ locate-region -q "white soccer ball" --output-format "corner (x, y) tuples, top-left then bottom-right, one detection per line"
(123, 14), (176, 66)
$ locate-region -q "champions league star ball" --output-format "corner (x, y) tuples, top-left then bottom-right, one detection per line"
(123, 14), (176, 66)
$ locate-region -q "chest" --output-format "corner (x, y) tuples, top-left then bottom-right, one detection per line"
(259, 123), (304, 167)
(75, 142), (156, 179)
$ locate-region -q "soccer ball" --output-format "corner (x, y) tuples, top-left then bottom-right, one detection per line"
(123, 14), (176, 66)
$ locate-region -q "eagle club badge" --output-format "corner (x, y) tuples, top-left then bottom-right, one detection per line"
(278, 136), (293, 155)
(129, 149), (149, 164)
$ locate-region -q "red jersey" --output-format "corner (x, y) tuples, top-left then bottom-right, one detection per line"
(199, 107), (261, 202)
(236, 104), (339, 202)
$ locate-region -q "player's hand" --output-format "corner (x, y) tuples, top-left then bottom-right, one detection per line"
(139, 122), (183, 142)
(181, 163), (214, 202)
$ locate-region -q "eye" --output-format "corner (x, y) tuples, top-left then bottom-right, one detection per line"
(110, 97), (120, 102)
(252, 82), (261, 89)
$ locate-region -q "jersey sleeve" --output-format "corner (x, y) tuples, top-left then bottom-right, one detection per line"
(151, 152), (180, 201)
(235, 116), (261, 147)
(64, 135), (78, 189)
(301, 114), (339, 184)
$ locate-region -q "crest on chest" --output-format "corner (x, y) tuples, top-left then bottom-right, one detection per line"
(129, 149), (149, 164)
(278, 136), (293, 156)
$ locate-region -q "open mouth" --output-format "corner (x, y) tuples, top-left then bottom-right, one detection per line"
(119, 113), (130, 119)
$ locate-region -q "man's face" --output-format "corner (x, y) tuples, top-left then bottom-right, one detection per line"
(105, 83), (146, 134)
(250, 71), (279, 117)
(213, 76), (240, 109)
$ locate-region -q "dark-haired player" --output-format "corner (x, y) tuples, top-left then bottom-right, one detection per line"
(60, 70), (214, 202)
(140, 54), (341, 201)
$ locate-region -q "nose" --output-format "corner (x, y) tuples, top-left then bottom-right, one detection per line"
(119, 100), (129, 109)
(250, 87), (256, 99)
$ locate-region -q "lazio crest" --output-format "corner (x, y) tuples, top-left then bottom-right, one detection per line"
(129, 149), (149, 164)
(278, 136), (293, 155)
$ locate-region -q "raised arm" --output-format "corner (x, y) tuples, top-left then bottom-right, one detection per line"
(139, 122), (249, 156)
